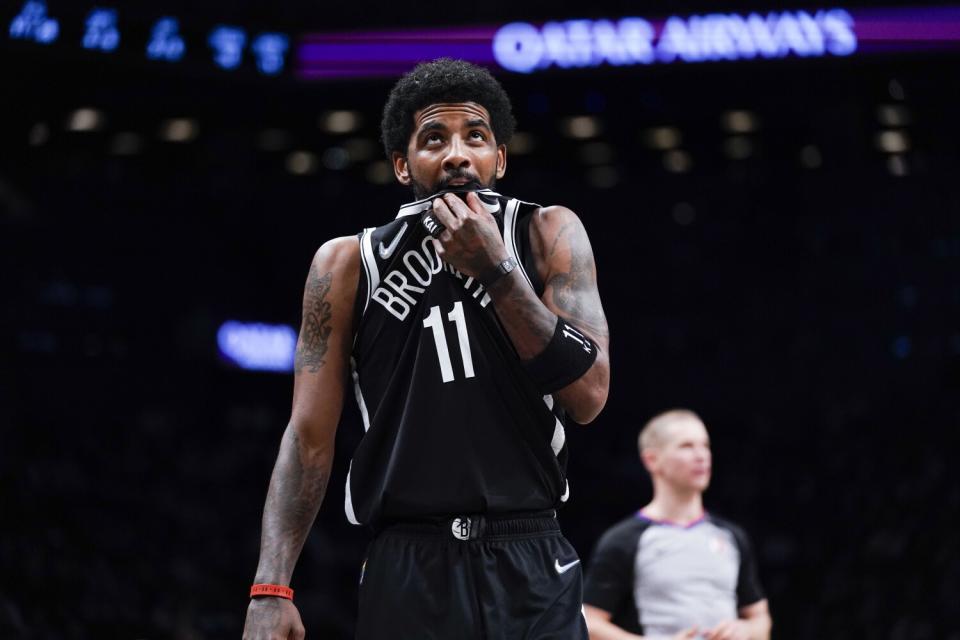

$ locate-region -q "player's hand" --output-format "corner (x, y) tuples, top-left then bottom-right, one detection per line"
(702, 619), (751, 640)
(428, 191), (509, 279)
(242, 597), (305, 640)
(670, 626), (699, 639)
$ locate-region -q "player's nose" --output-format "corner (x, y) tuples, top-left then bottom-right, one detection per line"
(441, 137), (471, 171)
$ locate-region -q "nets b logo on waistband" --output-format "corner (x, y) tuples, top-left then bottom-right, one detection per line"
(451, 517), (471, 541)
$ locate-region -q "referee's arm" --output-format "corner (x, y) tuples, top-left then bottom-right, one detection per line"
(739, 599), (772, 640)
(244, 236), (360, 640)
(584, 605), (699, 640)
(583, 604), (640, 639)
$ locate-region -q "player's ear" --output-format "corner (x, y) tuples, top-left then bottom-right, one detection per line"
(393, 151), (412, 185)
(496, 144), (507, 179)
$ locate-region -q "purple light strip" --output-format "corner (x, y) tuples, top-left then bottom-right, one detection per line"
(295, 6), (960, 80)
(856, 6), (960, 39)
(296, 28), (498, 79)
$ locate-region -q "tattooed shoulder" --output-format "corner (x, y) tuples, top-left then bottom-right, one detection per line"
(536, 207), (609, 341)
(294, 264), (334, 373)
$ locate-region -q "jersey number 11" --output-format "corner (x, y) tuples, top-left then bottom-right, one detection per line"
(423, 301), (475, 383)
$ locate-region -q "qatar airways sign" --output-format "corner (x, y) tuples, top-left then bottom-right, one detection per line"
(492, 10), (857, 73)
(296, 7), (960, 80)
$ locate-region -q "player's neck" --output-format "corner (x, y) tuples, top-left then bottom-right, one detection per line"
(643, 489), (704, 526)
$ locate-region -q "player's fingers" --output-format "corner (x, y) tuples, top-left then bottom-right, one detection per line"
(437, 193), (467, 222)
(431, 197), (460, 230)
(460, 191), (498, 226)
(465, 190), (494, 220)
(442, 192), (474, 218)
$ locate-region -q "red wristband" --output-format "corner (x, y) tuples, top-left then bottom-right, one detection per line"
(250, 583), (294, 600)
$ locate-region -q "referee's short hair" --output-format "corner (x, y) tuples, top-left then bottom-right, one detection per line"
(638, 409), (704, 455)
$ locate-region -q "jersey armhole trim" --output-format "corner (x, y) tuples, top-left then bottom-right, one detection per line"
(357, 228), (380, 325)
(502, 198), (536, 292)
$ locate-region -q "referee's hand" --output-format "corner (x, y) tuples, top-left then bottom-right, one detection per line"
(671, 626), (699, 639)
(243, 597), (305, 640)
(703, 619), (751, 640)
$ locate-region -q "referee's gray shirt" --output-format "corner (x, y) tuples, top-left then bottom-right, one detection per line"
(583, 512), (765, 637)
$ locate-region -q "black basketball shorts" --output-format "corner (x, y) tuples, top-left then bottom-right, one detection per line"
(355, 510), (588, 640)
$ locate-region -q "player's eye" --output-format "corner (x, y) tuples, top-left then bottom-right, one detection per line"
(470, 130), (486, 140)
(425, 133), (443, 144)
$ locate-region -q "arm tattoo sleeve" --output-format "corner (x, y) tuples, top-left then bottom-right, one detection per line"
(256, 428), (332, 584)
(549, 232), (609, 341)
(294, 266), (333, 373)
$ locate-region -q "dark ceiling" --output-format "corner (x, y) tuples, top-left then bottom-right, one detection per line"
(15, 0), (951, 31)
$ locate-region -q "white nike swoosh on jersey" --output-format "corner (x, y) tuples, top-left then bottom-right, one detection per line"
(378, 222), (408, 259)
(555, 559), (580, 574)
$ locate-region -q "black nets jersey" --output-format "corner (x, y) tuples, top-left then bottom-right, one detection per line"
(343, 189), (571, 527)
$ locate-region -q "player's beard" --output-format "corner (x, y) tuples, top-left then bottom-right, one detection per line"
(410, 168), (495, 200)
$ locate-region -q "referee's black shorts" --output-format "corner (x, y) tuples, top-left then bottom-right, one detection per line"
(356, 510), (588, 640)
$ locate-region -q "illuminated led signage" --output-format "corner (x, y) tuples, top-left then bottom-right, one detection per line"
(493, 10), (857, 73)
(8, 6), (294, 77)
(147, 17), (185, 61)
(82, 8), (120, 52)
(6, 3), (958, 80)
(208, 25), (247, 69)
(9, 0), (59, 44)
(297, 6), (960, 80)
(252, 33), (289, 75)
(217, 321), (296, 373)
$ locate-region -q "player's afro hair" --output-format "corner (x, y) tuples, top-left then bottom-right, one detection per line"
(381, 58), (516, 159)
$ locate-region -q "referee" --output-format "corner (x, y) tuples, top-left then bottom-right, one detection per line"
(583, 410), (771, 640)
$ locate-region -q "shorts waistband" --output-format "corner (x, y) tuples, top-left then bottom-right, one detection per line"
(377, 509), (559, 541)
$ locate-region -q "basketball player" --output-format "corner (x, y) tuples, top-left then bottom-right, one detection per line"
(242, 58), (610, 639)
(582, 410), (771, 640)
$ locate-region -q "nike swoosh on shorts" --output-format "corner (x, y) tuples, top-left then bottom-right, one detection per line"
(555, 559), (580, 574)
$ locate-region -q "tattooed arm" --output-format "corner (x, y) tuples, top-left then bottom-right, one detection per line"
(243, 236), (360, 640)
(429, 193), (609, 424)
(498, 205), (609, 424)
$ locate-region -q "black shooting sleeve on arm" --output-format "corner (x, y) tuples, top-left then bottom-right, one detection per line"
(522, 317), (598, 394)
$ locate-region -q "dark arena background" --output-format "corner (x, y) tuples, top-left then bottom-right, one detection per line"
(2, 0), (959, 637)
